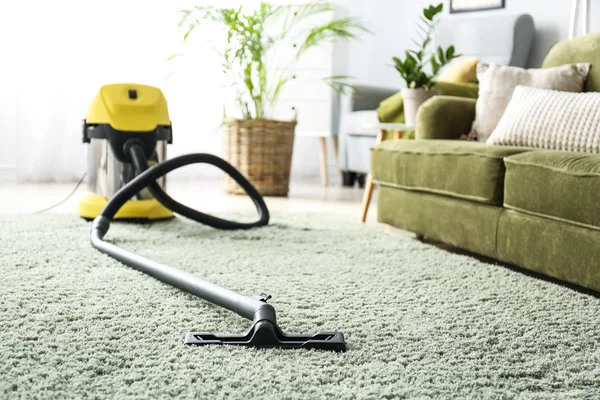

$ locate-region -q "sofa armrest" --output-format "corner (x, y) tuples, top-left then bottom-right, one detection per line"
(334, 85), (399, 137)
(346, 85), (399, 112)
(416, 96), (477, 140)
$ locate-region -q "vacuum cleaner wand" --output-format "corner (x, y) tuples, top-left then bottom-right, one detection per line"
(90, 145), (347, 352)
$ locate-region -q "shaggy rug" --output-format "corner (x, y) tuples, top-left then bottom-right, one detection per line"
(1, 214), (600, 399)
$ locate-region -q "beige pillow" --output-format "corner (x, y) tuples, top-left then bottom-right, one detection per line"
(470, 62), (591, 142)
(487, 86), (600, 153)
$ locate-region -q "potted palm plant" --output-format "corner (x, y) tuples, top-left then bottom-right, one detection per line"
(392, 3), (461, 126)
(177, 2), (369, 196)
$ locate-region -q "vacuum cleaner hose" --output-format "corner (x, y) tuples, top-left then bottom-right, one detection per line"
(99, 143), (269, 229)
(127, 144), (268, 230)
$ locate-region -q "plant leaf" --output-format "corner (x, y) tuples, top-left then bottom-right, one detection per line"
(430, 57), (440, 75)
(323, 75), (356, 95)
(423, 7), (432, 21)
(422, 36), (431, 49)
(166, 53), (182, 61)
(183, 24), (196, 41)
(419, 15), (432, 27)
(437, 46), (446, 65)
(297, 17), (371, 58)
(446, 45), (455, 61)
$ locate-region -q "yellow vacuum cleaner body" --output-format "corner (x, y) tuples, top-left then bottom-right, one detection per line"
(79, 83), (174, 220)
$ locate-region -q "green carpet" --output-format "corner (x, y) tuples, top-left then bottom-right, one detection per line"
(1, 214), (600, 399)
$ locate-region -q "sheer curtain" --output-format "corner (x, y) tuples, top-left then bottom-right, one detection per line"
(1, 0), (240, 182)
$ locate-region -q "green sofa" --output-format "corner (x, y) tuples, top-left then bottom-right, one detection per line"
(371, 33), (600, 293)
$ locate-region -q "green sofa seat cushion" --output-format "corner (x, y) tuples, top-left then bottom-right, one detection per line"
(504, 151), (600, 229)
(371, 140), (534, 205)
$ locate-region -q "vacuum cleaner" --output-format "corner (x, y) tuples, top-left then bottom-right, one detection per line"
(81, 83), (346, 351)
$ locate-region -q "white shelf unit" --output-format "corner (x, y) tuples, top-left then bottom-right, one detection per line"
(271, 4), (338, 185)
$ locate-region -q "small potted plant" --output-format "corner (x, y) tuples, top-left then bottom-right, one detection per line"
(177, 2), (369, 196)
(392, 3), (461, 126)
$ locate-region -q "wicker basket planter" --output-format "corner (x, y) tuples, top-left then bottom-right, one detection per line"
(222, 118), (296, 196)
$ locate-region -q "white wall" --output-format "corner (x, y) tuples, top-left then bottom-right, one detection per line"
(336, 0), (600, 89)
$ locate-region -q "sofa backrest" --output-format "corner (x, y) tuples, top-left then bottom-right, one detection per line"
(435, 13), (535, 68)
(542, 33), (600, 92)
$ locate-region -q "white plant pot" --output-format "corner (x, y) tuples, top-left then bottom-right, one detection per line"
(401, 88), (440, 127)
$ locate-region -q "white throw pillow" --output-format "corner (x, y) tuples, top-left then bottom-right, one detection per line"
(487, 86), (600, 153)
(470, 62), (591, 142)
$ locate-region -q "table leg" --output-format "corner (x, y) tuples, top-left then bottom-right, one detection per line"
(318, 137), (328, 186)
(360, 129), (388, 223)
(331, 136), (343, 184)
(360, 174), (375, 223)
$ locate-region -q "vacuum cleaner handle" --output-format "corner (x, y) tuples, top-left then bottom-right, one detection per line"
(90, 223), (271, 321)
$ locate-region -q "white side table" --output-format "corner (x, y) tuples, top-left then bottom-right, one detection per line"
(360, 123), (414, 223)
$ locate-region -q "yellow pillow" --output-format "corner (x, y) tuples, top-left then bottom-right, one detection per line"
(438, 57), (480, 84)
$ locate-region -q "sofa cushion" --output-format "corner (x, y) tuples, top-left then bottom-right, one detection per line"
(470, 63), (591, 142)
(504, 151), (600, 229)
(470, 62), (590, 142)
(542, 32), (600, 93)
(371, 140), (534, 205)
(487, 86), (600, 153)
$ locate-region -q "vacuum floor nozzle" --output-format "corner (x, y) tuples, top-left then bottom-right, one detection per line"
(185, 320), (347, 352)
